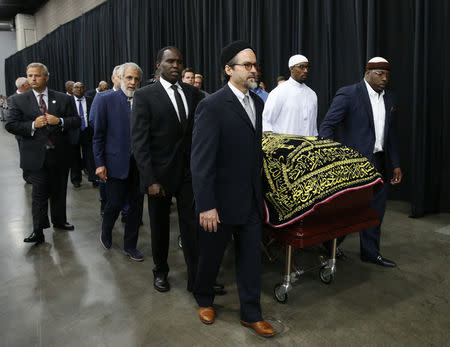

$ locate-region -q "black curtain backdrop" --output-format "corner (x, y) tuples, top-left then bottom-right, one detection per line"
(4, 0), (449, 216)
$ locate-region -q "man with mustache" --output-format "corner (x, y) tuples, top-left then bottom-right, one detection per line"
(263, 54), (318, 136)
(131, 47), (205, 293)
(92, 62), (144, 261)
(319, 57), (402, 267)
(190, 41), (275, 337)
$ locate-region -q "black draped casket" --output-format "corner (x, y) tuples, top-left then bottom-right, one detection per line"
(262, 132), (383, 228)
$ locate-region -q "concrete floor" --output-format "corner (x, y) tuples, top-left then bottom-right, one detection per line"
(1, 125), (449, 347)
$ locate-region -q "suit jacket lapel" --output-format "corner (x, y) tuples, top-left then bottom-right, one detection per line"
(358, 80), (375, 131)
(383, 91), (393, 145)
(250, 92), (263, 133)
(180, 84), (195, 132)
(47, 89), (56, 115)
(224, 84), (255, 131)
(25, 90), (40, 118)
(180, 83), (194, 116)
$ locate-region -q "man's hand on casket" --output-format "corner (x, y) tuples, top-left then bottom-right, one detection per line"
(390, 167), (402, 185)
(199, 208), (221, 232)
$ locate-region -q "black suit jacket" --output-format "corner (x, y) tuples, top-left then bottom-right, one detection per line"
(68, 96), (94, 145)
(84, 89), (98, 99)
(190, 84), (264, 224)
(130, 81), (204, 194)
(5, 89), (80, 171)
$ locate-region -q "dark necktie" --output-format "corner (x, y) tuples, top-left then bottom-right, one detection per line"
(171, 84), (187, 128)
(77, 99), (86, 131)
(39, 93), (54, 148)
(39, 93), (47, 114)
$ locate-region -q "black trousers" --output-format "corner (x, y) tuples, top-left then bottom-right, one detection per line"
(28, 149), (69, 231)
(193, 205), (263, 323)
(101, 157), (143, 250)
(359, 152), (388, 257)
(70, 141), (96, 184)
(147, 174), (198, 289)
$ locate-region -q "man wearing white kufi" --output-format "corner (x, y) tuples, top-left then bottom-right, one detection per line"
(319, 56), (402, 268)
(262, 54), (318, 136)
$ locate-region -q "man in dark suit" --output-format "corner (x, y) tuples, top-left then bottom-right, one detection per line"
(68, 82), (96, 187)
(131, 46), (204, 293)
(319, 57), (402, 267)
(190, 41), (275, 337)
(92, 62), (144, 261)
(5, 62), (81, 244)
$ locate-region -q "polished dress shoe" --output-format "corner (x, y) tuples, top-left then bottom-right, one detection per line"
(240, 320), (276, 337)
(53, 222), (75, 231)
(24, 231), (45, 244)
(73, 182), (81, 188)
(154, 273), (170, 292)
(213, 283), (227, 295)
(124, 248), (144, 262)
(361, 254), (397, 267)
(198, 306), (215, 324)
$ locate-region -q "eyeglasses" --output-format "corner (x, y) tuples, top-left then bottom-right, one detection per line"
(293, 64), (309, 70)
(232, 62), (259, 71)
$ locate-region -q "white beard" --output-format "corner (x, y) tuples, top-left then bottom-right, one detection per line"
(120, 83), (135, 98)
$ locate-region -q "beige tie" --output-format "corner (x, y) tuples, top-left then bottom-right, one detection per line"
(243, 95), (255, 129)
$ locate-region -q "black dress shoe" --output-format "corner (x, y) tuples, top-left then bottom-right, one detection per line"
(92, 181), (99, 187)
(73, 182), (81, 188)
(154, 273), (170, 292)
(361, 254), (397, 267)
(24, 231), (45, 244)
(53, 222), (75, 231)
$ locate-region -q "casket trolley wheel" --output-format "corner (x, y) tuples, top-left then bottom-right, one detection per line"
(319, 265), (334, 284)
(273, 282), (288, 304)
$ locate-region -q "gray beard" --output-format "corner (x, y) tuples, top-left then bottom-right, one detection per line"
(121, 84), (134, 98)
(246, 80), (258, 90)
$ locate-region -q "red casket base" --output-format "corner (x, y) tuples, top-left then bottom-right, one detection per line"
(265, 186), (380, 248)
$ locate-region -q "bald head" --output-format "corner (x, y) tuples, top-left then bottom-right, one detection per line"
(98, 81), (109, 92)
(65, 80), (75, 94)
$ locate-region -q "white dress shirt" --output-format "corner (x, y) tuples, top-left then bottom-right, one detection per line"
(160, 77), (189, 121)
(73, 95), (88, 128)
(227, 81), (256, 122)
(364, 79), (386, 153)
(262, 77), (318, 136)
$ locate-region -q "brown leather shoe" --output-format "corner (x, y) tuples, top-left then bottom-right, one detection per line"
(198, 306), (215, 324)
(240, 320), (276, 337)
